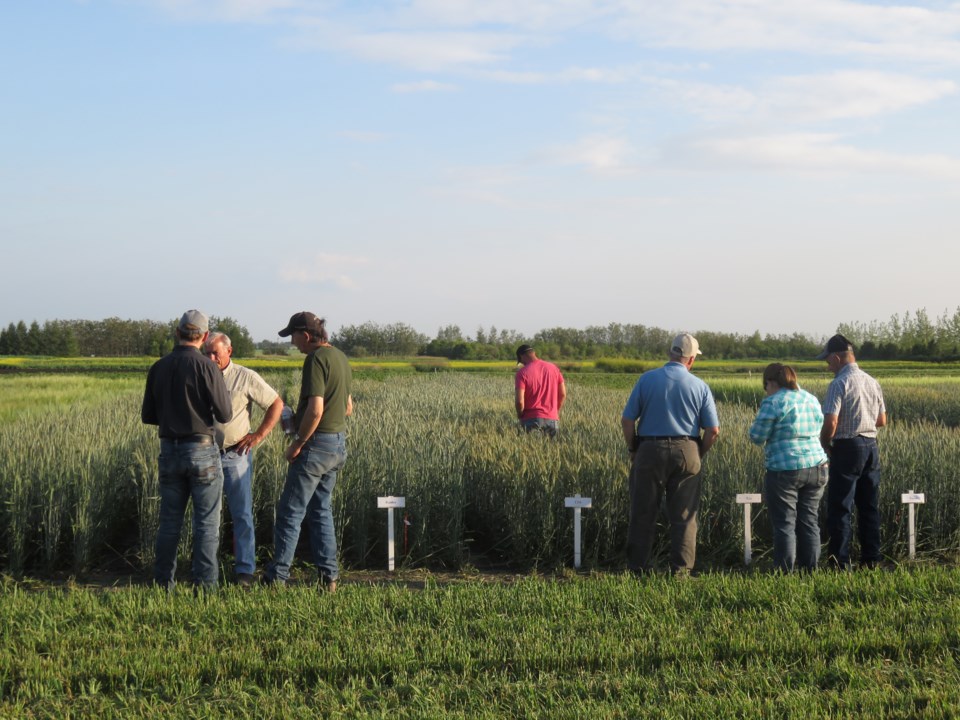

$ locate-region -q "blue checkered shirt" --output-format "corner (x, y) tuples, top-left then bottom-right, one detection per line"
(749, 388), (828, 471)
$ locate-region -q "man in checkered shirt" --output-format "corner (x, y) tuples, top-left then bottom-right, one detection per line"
(818, 334), (887, 570)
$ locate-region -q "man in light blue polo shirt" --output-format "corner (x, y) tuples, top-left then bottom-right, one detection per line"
(621, 333), (720, 574)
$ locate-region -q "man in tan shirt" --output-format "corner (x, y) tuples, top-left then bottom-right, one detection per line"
(205, 331), (283, 585)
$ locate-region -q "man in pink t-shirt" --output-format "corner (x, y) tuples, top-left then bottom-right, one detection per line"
(515, 344), (567, 437)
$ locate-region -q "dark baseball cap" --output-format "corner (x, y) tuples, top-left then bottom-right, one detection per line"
(278, 311), (324, 337)
(516, 344), (534, 362)
(816, 333), (855, 359)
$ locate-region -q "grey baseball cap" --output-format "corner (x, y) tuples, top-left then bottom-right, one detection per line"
(179, 309), (209, 334)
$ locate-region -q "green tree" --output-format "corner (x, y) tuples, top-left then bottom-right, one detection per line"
(209, 316), (255, 357)
(0, 323), (15, 354)
(334, 322), (427, 356)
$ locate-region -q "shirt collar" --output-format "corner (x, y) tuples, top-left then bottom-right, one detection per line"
(837, 362), (859, 377)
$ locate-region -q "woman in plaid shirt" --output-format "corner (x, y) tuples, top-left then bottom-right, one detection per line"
(749, 363), (829, 572)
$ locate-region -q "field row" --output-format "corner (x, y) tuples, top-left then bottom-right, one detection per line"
(2, 372), (960, 576)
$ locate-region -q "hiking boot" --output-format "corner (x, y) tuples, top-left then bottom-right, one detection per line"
(319, 575), (338, 594)
(235, 573), (256, 588)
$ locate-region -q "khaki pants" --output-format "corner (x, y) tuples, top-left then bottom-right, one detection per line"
(627, 438), (702, 573)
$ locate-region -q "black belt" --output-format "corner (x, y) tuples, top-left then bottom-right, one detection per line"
(161, 434), (214, 446)
(639, 436), (699, 442)
(833, 435), (877, 443)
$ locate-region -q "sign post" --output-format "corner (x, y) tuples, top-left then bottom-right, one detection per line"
(901, 491), (925, 560)
(736, 494), (762, 566)
(564, 494), (592, 569)
(377, 496), (406, 571)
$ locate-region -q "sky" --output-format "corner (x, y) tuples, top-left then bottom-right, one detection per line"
(2, 0), (959, 343)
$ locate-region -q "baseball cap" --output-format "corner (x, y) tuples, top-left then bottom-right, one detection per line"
(278, 311), (324, 337)
(671, 333), (702, 358)
(816, 333), (854, 359)
(178, 309), (209, 334)
(516, 344), (535, 362)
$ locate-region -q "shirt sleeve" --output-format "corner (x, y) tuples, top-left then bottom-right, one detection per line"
(248, 371), (280, 410)
(622, 379), (643, 420)
(822, 379), (842, 416)
(141, 365), (158, 425)
(208, 365), (233, 424)
(749, 396), (778, 445)
(699, 389), (720, 429)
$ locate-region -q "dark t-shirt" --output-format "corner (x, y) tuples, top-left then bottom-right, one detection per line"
(142, 344), (232, 439)
(296, 344), (352, 434)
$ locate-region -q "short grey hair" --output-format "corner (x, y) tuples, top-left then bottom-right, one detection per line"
(205, 331), (232, 349)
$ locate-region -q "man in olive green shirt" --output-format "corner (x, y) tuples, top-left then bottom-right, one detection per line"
(264, 311), (352, 592)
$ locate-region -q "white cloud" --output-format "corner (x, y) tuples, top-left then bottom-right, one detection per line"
(614, 0), (960, 63)
(144, 1), (960, 82)
(278, 253), (369, 287)
(391, 80), (458, 93)
(652, 71), (956, 124)
(647, 78), (760, 121)
(321, 30), (527, 71)
(690, 132), (960, 179)
(767, 71), (957, 122)
(476, 65), (636, 85)
(404, 0), (613, 31)
(540, 134), (634, 172)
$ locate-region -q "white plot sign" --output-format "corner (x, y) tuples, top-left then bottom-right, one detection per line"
(377, 496), (406, 571)
(736, 494), (762, 566)
(901, 492), (926, 560)
(564, 494), (592, 569)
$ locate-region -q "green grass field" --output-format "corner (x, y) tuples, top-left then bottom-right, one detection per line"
(3, 361), (960, 716)
(2, 570), (959, 717)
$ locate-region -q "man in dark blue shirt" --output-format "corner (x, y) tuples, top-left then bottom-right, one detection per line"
(142, 309), (232, 591)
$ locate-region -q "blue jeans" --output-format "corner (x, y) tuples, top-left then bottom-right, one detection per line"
(155, 440), (223, 590)
(764, 464), (828, 572)
(827, 437), (882, 568)
(521, 418), (558, 437)
(266, 432), (346, 583)
(221, 448), (256, 575)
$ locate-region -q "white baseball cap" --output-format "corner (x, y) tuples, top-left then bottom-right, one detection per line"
(671, 333), (702, 358)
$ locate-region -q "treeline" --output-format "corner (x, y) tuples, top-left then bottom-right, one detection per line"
(328, 310), (960, 361)
(0, 317), (255, 358)
(327, 323), (822, 360)
(5, 308), (960, 360)
(331, 323), (819, 360)
(837, 308), (960, 360)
